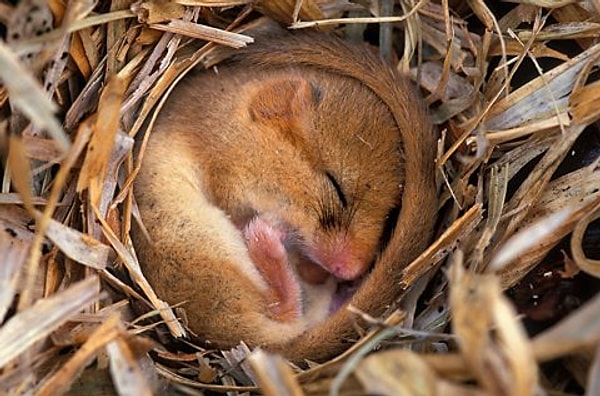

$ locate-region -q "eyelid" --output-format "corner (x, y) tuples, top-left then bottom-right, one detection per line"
(311, 83), (324, 106)
(325, 171), (347, 207)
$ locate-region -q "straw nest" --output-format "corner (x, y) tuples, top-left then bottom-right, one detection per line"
(1, 0), (600, 395)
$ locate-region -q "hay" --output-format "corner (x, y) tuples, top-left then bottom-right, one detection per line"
(1, 0), (599, 394)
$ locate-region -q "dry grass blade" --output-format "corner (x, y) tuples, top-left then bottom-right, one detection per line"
(571, 78), (600, 125)
(149, 20), (254, 48)
(43, 216), (113, 270)
(291, 15), (419, 29)
(36, 315), (124, 396)
(0, 193), (47, 205)
(355, 350), (437, 395)
(93, 205), (185, 337)
(16, 118), (92, 311)
(449, 254), (536, 396)
(133, 0), (185, 24)
(495, 157), (600, 285)
(6, 137), (35, 214)
(485, 42), (600, 132)
(401, 204), (483, 286)
(588, 346), (600, 395)
(356, 349), (488, 395)
(77, 75), (127, 208)
(571, 200), (600, 277)
(532, 291), (600, 362)
(20, 135), (63, 163)
(0, 207), (33, 322)
(0, 276), (101, 369)
(107, 336), (154, 396)
(154, 363), (258, 392)
(490, 206), (574, 271)
(520, 0), (580, 8)
(13, 10), (136, 50)
(257, 0), (325, 24)
(175, 1), (253, 5)
(0, 43), (69, 152)
(248, 350), (303, 396)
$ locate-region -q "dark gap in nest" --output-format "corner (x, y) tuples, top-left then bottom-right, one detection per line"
(57, 345), (76, 357)
(206, 6), (258, 29)
(540, 360), (586, 394)
(546, 37), (585, 59)
(1, 297), (18, 327)
(362, 22), (379, 47)
(483, 53), (564, 95)
(484, 1), (519, 21)
(504, 125), (600, 337)
(554, 123), (600, 178)
(92, 1), (112, 15)
(509, 56), (564, 90)
(584, 66), (600, 85)
(0, 107), (10, 135)
(482, 18), (578, 93)
(582, 217), (600, 259)
(40, 240), (52, 255)
(508, 243), (600, 336)
(53, 73), (87, 118)
(358, 4), (407, 58)
(361, 19), (408, 59)
(427, 98), (446, 118)
(103, 266), (133, 296)
(505, 158), (532, 202)
(461, 2), (518, 36)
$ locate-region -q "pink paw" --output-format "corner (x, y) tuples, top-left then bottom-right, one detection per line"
(243, 217), (302, 322)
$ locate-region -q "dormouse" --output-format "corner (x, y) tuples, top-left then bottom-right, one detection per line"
(132, 32), (437, 362)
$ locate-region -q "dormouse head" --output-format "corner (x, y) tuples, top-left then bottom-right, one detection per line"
(228, 69), (405, 281)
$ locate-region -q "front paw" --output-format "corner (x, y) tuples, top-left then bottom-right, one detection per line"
(243, 217), (302, 322)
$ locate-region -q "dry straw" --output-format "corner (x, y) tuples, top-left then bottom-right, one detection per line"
(1, 0), (600, 395)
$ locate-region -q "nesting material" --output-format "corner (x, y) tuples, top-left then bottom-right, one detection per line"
(1, 0), (600, 394)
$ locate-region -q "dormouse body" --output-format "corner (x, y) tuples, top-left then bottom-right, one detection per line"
(133, 32), (437, 362)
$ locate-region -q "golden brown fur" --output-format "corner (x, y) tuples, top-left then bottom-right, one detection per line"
(132, 32), (437, 362)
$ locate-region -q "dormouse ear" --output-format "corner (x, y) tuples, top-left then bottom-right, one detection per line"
(248, 78), (319, 130)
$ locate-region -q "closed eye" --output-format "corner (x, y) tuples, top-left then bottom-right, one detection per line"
(325, 171), (347, 208)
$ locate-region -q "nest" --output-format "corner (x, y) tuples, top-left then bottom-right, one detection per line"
(1, 0), (600, 395)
